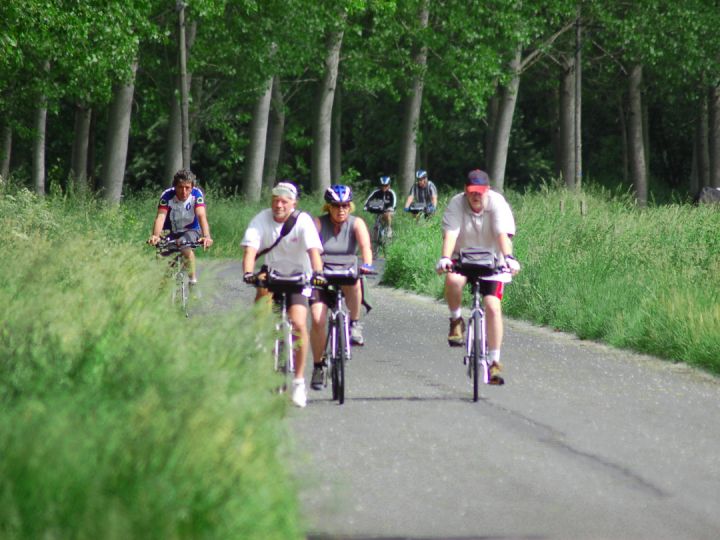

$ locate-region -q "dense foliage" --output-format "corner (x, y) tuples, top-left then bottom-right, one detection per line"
(3, 1), (720, 200)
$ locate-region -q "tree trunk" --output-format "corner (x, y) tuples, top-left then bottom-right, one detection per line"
(87, 110), (97, 190)
(101, 61), (138, 204)
(263, 76), (285, 190)
(559, 58), (576, 188)
(574, 7), (582, 189)
(311, 19), (346, 194)
(1, 124), (11, 181)
(696, 93), (710, 189)
(189, 72), (202, 161)
(618, 98), (629, 184)
(71, 104), (92, 193)
(708, 85), (720, 187)
(242, 76), (274, 201)
(331, 80), (342, 181)
(488, 47), (522, 193)
(164, 86), (183, 183)
(398, 0), (429, 195)
(178, 2), (191, 169)
(627, 64), (648, 206)
(485, 86), (499, 170)
(32, 100), (48, 196)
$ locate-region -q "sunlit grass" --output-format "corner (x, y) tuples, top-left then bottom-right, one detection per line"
(0, 188), (303, 539)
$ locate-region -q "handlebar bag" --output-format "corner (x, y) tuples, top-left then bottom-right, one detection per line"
(366, 199), (385, 212)
(409, 202), (427, 212)
(266, 268), (307, 291)
(458, 248), (496, 275)
(322, 254), (359, 285)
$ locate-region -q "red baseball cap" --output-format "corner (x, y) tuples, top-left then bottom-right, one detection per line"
(465, 169), (490, 193)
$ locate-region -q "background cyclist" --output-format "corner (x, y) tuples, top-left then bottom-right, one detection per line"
(404, 169), (438, 217)
(310, 185), (374, 390)
(241, 181), (324, 408)
(364, 175), (397, 238)
(435, 169), (521, 385)
(147, 168), (213, 286)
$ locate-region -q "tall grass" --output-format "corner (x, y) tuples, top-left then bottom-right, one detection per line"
(0, 188), (303, 539)
(381, 186), (720, 374)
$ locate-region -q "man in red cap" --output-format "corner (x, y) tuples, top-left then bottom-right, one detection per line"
(435, 169), (520, 384)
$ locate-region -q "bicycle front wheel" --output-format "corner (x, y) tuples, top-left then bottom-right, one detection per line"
(336, 312), (347, 404)
(472, 312), (483, 402)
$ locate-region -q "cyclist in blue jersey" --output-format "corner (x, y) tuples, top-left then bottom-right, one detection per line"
(148, 169), (213, 285)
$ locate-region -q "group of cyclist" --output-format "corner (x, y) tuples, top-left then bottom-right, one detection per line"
(148, 167), (520, 408)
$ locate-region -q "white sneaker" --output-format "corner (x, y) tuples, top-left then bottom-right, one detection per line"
(291, 379), (307, 408)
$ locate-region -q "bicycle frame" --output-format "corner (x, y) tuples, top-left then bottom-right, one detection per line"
(156, 238), (200, 318)
(372, 213), (389, 256)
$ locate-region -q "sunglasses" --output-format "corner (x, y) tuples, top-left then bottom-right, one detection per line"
(331, 203), (351, 209)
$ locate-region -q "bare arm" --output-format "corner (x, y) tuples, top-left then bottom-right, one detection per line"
(308, 247), (323, 273)
(148, 209), (168, 245)
(354, 217), (373, 266)
(195, 206), (213, 248)
(243, 246), (258, 274)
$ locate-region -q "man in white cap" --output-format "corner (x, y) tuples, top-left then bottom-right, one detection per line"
(435, 169), (521, 384)
(241, 181), (324, 407)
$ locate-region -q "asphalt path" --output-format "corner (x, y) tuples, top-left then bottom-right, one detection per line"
(205, 260), (720, 540)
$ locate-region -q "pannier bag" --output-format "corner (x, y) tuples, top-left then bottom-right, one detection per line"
(458, 248), (496, 276)
(322, 254), (359, 285)
(366, 199), (385, 213)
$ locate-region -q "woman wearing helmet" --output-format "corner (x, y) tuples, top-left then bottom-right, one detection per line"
(309, 184), (374, 390)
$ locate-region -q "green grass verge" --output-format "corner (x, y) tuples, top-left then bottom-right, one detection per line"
(0, 188), (303, 539)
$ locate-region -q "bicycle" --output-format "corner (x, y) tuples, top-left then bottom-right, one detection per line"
(365, 199), (391, 257)
(155, 236), (202, 317)
(452, 248), (511, 402)
(249, 269), (309, 392)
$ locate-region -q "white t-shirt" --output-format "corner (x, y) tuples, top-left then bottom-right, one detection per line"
(441, 191), (516, 261)
(241, 209), (323, 274)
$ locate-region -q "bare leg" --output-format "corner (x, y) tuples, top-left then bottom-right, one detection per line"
(310, 301), (328, 364)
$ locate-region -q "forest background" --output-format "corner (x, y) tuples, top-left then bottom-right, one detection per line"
(3, 0), (720, 204)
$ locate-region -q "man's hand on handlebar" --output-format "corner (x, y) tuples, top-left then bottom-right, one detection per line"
(148, 234), (161, 246)
(243, 272), (257, 285)
(200, 236), (213, 250)
(360, 263), (376, 275)
(436, 256), (453, 274)
(504, 255), (521, 275)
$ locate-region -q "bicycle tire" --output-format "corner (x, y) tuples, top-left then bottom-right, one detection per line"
(330, 320), (339, 401)
(472, 311), (482, 402)
(336, 311), (347, 404)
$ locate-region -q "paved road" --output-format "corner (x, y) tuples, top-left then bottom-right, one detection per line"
(209, 261), (720, 540)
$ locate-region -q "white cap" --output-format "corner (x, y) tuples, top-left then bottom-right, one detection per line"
(271, 182), (298, 200)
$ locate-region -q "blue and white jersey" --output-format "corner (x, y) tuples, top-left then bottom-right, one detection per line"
(158, 187), (205, 232)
